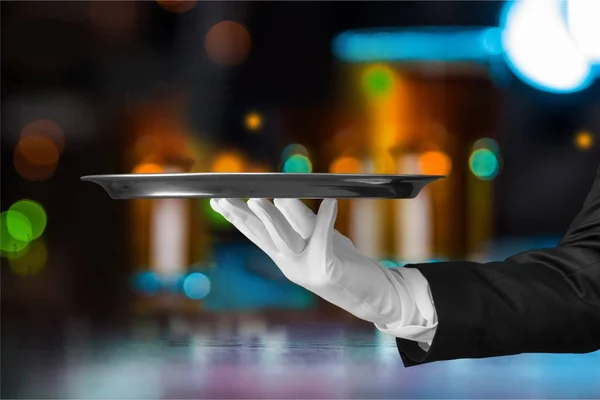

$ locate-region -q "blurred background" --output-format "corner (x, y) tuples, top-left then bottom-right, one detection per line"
(2, 1), (600, 398)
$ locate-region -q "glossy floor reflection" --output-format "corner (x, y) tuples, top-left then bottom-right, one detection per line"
(4, 315), (600, 399)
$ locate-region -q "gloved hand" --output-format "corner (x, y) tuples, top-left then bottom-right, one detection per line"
(210, 197), (423, 328)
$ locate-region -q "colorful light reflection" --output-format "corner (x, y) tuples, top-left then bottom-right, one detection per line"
(469, 148), (499, 180)
(8, 199), (47, 241)
(183, 272), (211, 300)
(205, 21), (251, 67)
(283, 155), (312, 173)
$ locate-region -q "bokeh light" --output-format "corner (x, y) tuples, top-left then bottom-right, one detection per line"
(281, 144), (309, 161)
(205, 21), (251, 67)
(574, 130), (594, 151)
(362, 64), (394, 98)
(9, 239), (48, 277)
(8, 200), (47, 241)
(469, 148), (499, 180)
(132, 271), (161, 296)
(5, 210), (32, 243)
(14, 121), (62, 181)
(567, 0), (600, 62)
(473, 138), (500, 155)
(14, 146), (58, 181)
(329, 156), (362, 174)
(418, 151), (452, 176)
(372, 151), (396, 174)
(0, 212), (30, 255)
(500, 0), (593, 93)
(333, 27), (502, 63)
(183, 272), (211, 299)
(17, 136), (60, 166)
(283, 155), (312, 173)
(132, 163), (164, 174)
(200, 199), (231, 229)
(20, 119), (65, 154)
(244, 112), (263, 132)
(211, 152), (245, 172)
(157, 0), (196, 13)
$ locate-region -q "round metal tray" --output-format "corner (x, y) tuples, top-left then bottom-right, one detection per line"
(81, 173), (444, 199)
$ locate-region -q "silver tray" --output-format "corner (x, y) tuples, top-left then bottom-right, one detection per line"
(81, 173), (445, 199)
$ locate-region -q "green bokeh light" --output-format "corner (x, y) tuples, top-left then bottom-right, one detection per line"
(0, 212), (30, 255)
(469, 148), (499, 180)
(6, 210), (32, 242)
(200, 199), (232, 229)
(283, 155), (312, 173)
(281, 144), (308, 161)
(363, 66), (393, 98)
(8, 200), (47, 241)
(10, 239), (47, 277)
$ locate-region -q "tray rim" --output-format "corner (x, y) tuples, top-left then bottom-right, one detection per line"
(81, 172), (447, 181)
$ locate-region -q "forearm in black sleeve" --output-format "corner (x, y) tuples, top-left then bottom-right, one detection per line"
(396, 163), (600, 367)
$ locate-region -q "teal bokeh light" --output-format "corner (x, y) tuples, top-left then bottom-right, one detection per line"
(332, 27), (503, 63)
(473, 138), (500, 156)
(132, 271), (161, 296)
(281, 144), (309, 161)
(183, 272), (211, 300)
(469, 148), (499, 180)
(283, 155), (313, 173)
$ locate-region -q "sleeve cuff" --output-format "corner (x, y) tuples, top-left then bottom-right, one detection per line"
(374, 267), (438, 349)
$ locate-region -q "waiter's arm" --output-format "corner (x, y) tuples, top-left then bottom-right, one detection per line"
(396, 163), (600, 367)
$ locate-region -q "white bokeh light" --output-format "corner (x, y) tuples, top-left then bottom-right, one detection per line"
(566, 0), (600, 62)
(501, 0), (593, 93)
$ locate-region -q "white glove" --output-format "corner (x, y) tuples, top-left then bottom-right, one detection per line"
(210, 197), (425, 328)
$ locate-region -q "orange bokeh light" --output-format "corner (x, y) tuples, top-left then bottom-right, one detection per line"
(574, 130), (594, 150)
(157, 0), (196, 13)
(244, 112), (263, 132)
(212, 152), (245, 172)
(205, 21), (251, 67)
(418, 151), (452, 176)
(372, 151), (396, 174)
(14, 146), (57, 181)
(20, 119), (65, 154)
(132, 163), (164, 174)
(17, 136), (60, 166)
(329, 157), (363, 174)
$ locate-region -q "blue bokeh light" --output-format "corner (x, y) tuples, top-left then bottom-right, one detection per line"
(332, 27), (503, 63)
(132, 271), (161, 296)
(183, 272), (211, 300)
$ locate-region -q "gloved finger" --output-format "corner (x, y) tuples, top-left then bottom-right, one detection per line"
(213, 198), (279, 255)
(273, 199), (316, 239)
(247, 198), (306, 255)
(275, 198), (356, 248)
(310, 199), (337, 255)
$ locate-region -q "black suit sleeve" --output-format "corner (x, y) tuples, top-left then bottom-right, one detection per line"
(396, 163), (600, 367)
